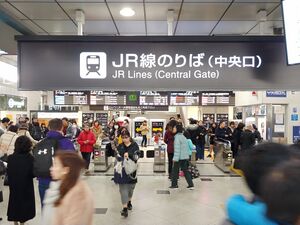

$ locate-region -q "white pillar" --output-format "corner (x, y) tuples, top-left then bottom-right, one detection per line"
(167, 9), (174, 36)
(75, 10), (85, 36)
(257, 9), (267, 35)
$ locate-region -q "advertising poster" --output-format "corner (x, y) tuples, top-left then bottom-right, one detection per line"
(151, 121), (164, 138)
(134, 121), (144, 137)
(95, 113), (108, 128)
(82, 113), (94, 125)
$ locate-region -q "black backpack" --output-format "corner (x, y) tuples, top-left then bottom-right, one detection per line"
(33, 138), (60, 178)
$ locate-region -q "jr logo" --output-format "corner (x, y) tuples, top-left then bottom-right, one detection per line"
(38, 149), (48, 155)
(80, 52), (107, 79)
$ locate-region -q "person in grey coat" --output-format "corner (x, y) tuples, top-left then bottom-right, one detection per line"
(169, 123), (194, 190)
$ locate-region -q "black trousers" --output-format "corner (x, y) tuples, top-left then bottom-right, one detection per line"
(171, 160), (194, 187)
(141, 135), (147, 146)
(168, 153), (174, 176)
(81, 152), (91, 169)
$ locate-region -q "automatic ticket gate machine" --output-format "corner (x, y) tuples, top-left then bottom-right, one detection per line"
(153, 143), (166, 172)
(213, 139), (233, 173)
(94, 144), (112, 172)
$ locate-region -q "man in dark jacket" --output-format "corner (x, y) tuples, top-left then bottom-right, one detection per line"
(37, 118), (75, 206)
(227, 121), (236, 154)
(215, 121), (229, 140)
(240, 125), (255, 151)
(186, 119), (200, 159)
(196, 120), (207, 160)
(29, 118), (42, 141)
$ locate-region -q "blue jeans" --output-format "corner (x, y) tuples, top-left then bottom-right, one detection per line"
(196, 144), (205, 160)
(38, 178), (51, 207)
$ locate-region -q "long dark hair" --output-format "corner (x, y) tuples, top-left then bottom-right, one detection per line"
(54, 151), (85, 207)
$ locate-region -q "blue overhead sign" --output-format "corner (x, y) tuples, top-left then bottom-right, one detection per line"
(266, 91), (287, 97)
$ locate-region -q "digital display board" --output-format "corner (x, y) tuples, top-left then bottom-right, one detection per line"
(139, 91), (168, 106)
(54, 90), (89, 105)
(90, 91), (126, 105)
(201, 92), (235, 106)
(282, 0), (300, 65)
(95, 113), (108, 128)
(170, 91), (199, 106)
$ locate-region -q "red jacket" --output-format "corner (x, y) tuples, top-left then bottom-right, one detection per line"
(77, 130), (96, 153)
(164, 130), (174, 153)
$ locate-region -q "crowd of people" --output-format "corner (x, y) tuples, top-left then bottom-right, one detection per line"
(0, 115), (299, 225)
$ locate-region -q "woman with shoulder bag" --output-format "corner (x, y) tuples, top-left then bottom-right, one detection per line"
(114, 130), (140, 218)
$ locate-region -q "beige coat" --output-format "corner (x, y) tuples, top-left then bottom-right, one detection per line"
(53, 180), (94, 225)
(17, 130), (38, 145)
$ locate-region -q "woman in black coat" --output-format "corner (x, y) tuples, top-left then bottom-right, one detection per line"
(7, 136), (35, 224)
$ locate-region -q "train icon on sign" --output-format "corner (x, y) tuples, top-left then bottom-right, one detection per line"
(80, 52), (107, 79)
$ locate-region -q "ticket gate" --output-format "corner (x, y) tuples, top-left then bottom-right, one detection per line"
(213, 139), (233, 173)
(153, 144), (166, 172)
(94, 145), (112, 172)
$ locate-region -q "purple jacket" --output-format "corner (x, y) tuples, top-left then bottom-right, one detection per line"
(46, 130), (75, 151)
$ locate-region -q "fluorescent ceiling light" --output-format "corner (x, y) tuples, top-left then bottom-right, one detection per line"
(0, 61), (18, 83)
(0, 49), (8, 55)
(120, 7), (135, 17)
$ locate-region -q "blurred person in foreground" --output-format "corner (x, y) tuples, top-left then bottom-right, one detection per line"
(42, 151), (94, 225)
(260, 161), (300, 225)
(223, 143), (292, 225)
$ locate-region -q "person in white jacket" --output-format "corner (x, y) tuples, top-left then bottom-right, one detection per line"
(0, 125), (19, 156)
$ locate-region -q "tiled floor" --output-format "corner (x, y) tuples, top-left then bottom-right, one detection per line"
(0, 158), (250, 225)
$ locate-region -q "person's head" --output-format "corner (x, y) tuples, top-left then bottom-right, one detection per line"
(189, 119), (197, 125)
(183, 130), (191, 139)
(143, 120), (147, 125)
(173, 123), (183, 134)
(124, 119), (129, 124)
(198, 120), (203, 126)
(32, 117), (38, 123)
(229, 121), (235, 128)
(25, 117), (30, 123)
(240, 143), (291, 196)
(176, 114), (181, 119)
(114, 123), (119, 130)
(261, 161), (300, 225)
(237, 122), (245, 130)
(1, 117), (10, 128)
(212, 123), (217, 128)
(50, 151), (85, 206)
(108, 120), (114, 128)
(62, 117), (69, 127)
(8, 125), (18, 133)
(41, 123), (46, 128)
(252, 124), (258, 131)
(169, 117), (175, 121)
(121, 130), (131, 145)
(93, 120), (100, 127)
(48, 118), (63, 132)
(83, 123), (90, 132)
(8, 121), (14, 126)
(168, 120), (177, 131)
(219, 121), (226, 129)
(14, 135), (32, 154)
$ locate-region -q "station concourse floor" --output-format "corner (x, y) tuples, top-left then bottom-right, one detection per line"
(0, 151), (250, 225)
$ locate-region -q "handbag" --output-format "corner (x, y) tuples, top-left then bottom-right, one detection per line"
(0, 160), (6, 176)
(123, 158), (138, 175)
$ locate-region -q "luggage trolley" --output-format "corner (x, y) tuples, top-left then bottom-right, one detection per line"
(213, 138), (233, 173)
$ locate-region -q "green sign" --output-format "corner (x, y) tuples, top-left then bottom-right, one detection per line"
(0, 95), (27, 111)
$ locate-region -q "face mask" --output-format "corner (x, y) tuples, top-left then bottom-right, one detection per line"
(114, 125), (119, 129)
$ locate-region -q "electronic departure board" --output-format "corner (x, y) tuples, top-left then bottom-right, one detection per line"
(90, 91), (127, 105)
(201, 92), (235, 106)
(54, 90), (89, 105)
(170, 91), (199, 106)
(139, 91), (168, 106)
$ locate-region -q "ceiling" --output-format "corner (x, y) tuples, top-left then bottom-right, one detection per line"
(0, 0), (283, 37)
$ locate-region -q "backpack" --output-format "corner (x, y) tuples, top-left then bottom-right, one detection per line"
(32, 138), (60, 178)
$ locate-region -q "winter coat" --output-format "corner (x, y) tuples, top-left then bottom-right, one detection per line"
(140, 124), (149, 136)
(29, 123), (43, 141)
(164, 130), (174, 154)
(253, 130), (262, 143)
(196, 125), (207, 145)
(233, 128), (243, 149)
(77, 130), (96, 153)
(0, 131), (18, 156)
(7, 153), (35, 222)
(215, 127), (229, 140)
(114, 141), (140, 184)
(18, 130), (38, 145)
(46, 130), (75, 151)
(226, 195), (278, 225)
(91, 125), (102, 140)
(227, 127), (235, 143)
(64, 123), (73, 139)
(43, 180), (94, 225)
(240, 130), (255, 151)
(173, 133), (190, 161)
(187, 139), (196, 156)
(186, 124), (199, 145)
